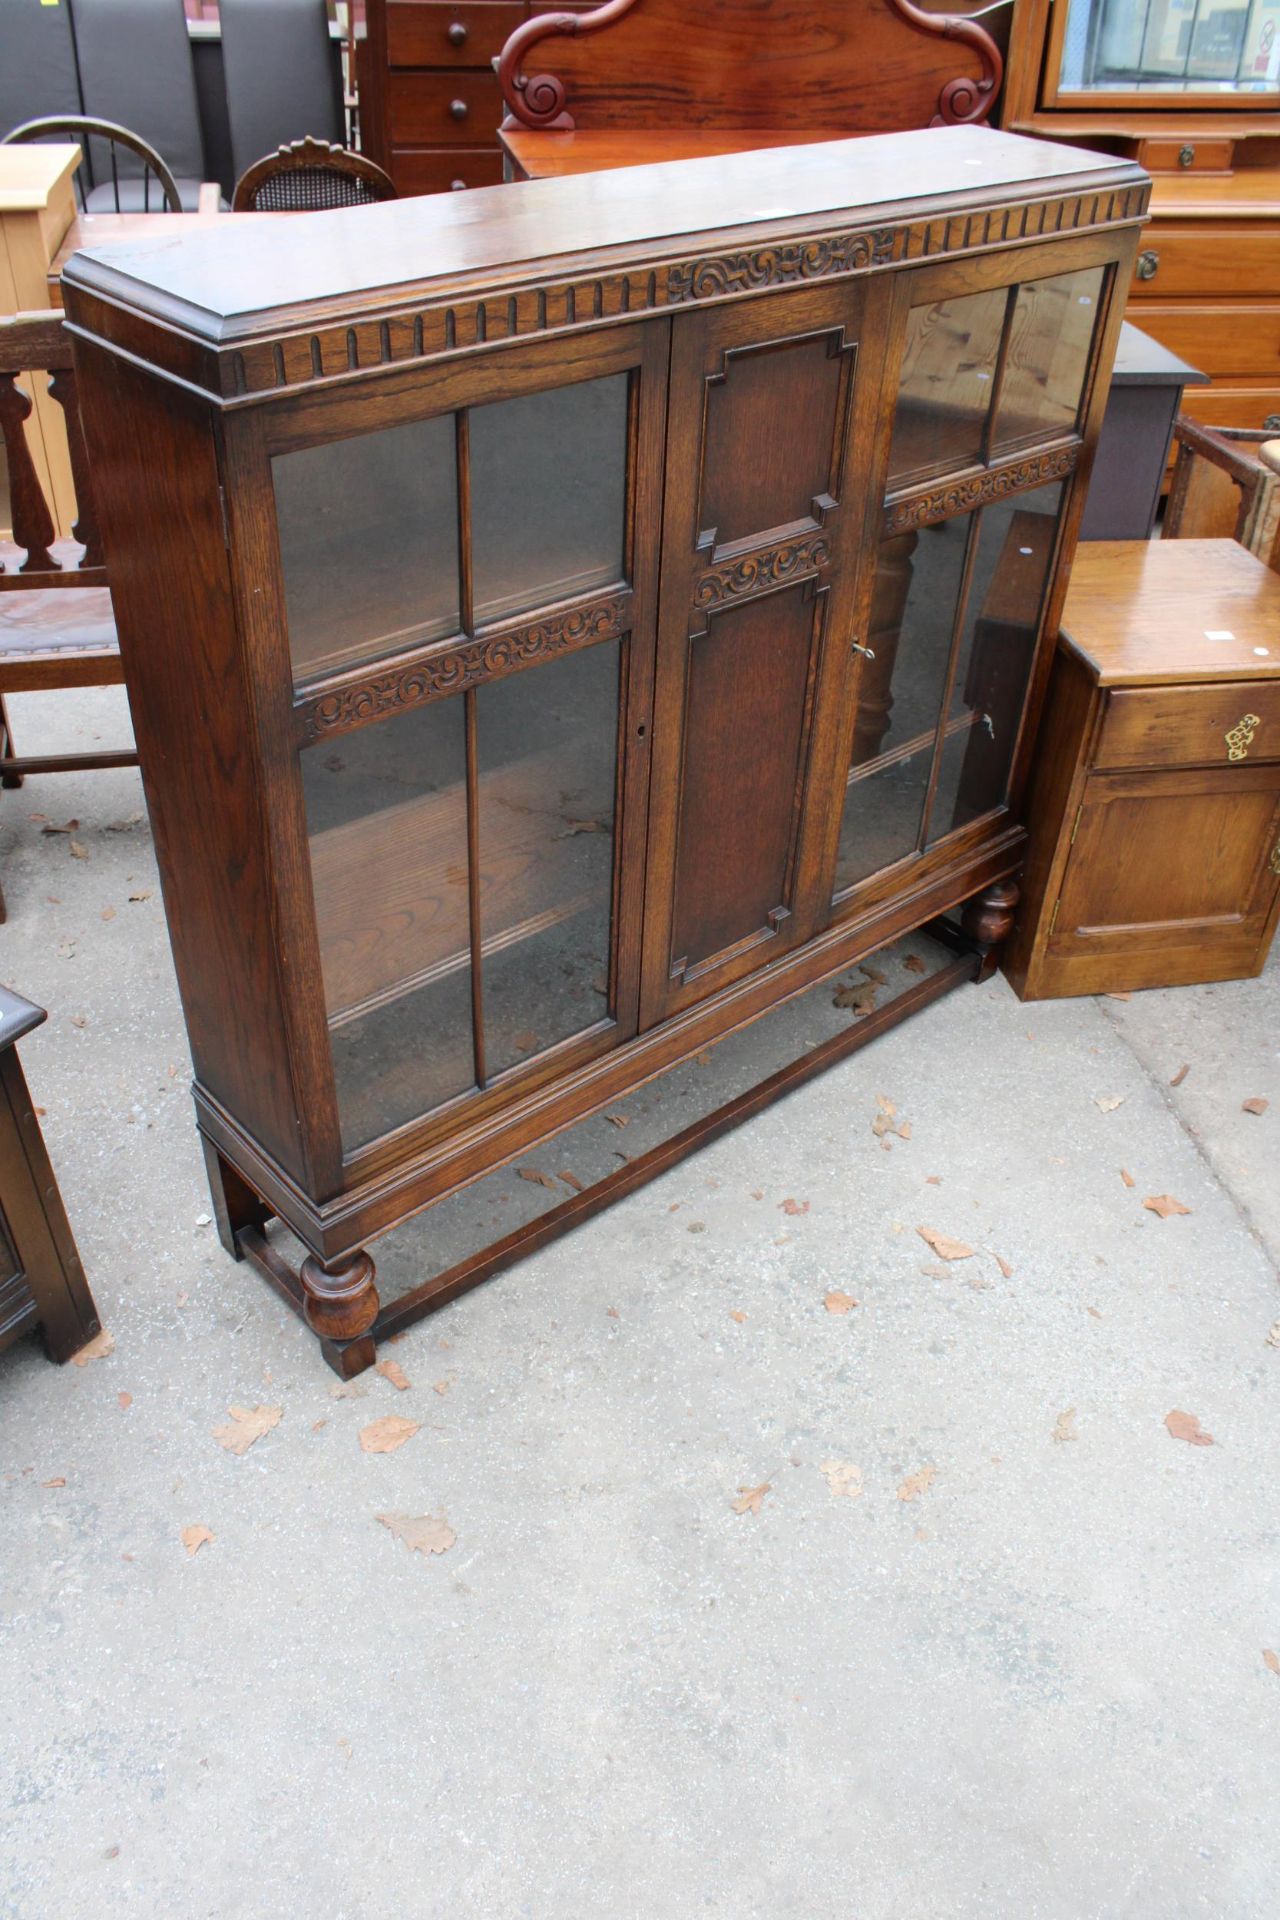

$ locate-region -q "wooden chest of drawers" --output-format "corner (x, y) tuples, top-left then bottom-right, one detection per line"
(1004, 539), (1280, 999)
(360, 0), (532, 194)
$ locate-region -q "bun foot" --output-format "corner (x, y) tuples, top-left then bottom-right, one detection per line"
(300, 1248), (379, 1342)
(962, 877), (1020, 980)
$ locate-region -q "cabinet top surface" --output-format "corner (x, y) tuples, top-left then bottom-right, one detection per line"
(1062, 540), (1280, 686)
(62, 127), (1142, 343)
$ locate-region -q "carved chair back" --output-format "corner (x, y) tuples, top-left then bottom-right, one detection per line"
(496, 0), (1003, 134)
(232, 137), (398, 212)
(0, 312), (132, 918)
(0, 313), (105, 587)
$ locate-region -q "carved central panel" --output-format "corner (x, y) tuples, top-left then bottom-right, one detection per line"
(696, 328), (857, 557)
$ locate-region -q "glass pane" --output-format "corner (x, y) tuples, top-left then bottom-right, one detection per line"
(477, 642), (617, 1077)
(928, 481), (1064, 846)
(470, 374), (628, 625)
(1057, 0), (1280, 92)
(274, 414), (459, 682)
(886, 289), (1008, 488)
(995, 269), (1104, 452)
(302, 697), (475, 1150)
(835, 513), (971, 896)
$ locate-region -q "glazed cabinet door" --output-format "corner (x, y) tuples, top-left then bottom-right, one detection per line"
(640, 281), (890, 1025)
(827, 246), (1119, 911)
(247, 324), (668, 1182)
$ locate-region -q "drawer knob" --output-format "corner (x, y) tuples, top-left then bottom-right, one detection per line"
(1225, 712), (1261, 762)
(450, 178), (467, 191)
(448, 20), (468, 44)
(1136, 248), (1160, 281)
(450, 97), (469, 120)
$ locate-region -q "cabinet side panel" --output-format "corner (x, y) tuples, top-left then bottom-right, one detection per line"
(1001, 644), (1097, 997)
(71, 340), (305, 1178)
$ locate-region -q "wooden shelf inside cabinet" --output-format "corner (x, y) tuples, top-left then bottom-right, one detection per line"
(61, 126), (1148, 1375)
(1004, 538), (1280, 1000)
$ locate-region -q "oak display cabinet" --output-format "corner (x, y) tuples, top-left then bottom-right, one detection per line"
(62, 128), (1147, 1373)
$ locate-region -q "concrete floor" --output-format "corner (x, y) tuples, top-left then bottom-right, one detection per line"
(2, 685), (1279, 1920)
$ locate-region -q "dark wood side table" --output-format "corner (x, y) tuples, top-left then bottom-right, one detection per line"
(1004, 539), (1280, 1000)
(1078, 322), (1208, 542)
(0, 985), (100, 1362)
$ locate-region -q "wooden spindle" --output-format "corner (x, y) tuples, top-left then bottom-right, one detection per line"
(0, 372), (57, 574)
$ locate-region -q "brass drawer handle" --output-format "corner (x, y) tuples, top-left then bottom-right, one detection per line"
(1179, 143), (1196, 167)
(1136, 248), (1160, 281)
(1225, 712), (1262, 762)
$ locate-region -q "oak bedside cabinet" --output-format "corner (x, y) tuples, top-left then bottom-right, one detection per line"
(61, 128), (1147, 1374)
(1005, 538), (1280, 1001)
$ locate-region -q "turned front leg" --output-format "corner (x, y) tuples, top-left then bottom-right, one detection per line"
(961, 876), (1020, 982)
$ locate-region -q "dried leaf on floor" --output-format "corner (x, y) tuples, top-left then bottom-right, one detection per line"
(1165, 1409), (1214, 1446)
(70, 1015), (87, 1029)
(328, 1380), (368, 1400)
(71, 1329), (114, 1366)
(1143, 1194), (1192, 1219)
(925, 1175), (942, 1186)
(559, 1170), (585, 1193)
(872, 1095), (911, 1142)
(603, 1112), (630, 1129)
(181, 1525), (214, 1557)
(42, 1477), (66, 1488)
(512, 1031), (539, 1052)
(903, 954), (927, 975)
(117, 1391), (132, 1411)
(516, 1166), (558, 1191)
(128, 889), (153, 903)
(433, 1380), (451, 1396)
(1052, 1408), (1078, 1444)
(823, 1289), (857, 1315)
(100, 906), (116, 922)
(1242, 1097), (1269, 1116)
(820, 1460), (863, 1499)
(41, 819), (79, 835)
(1105, 991), (1132, 1002)
(991, 1252), (1014, 1279)
(860, 963), (888, 986)
(896, 1465), (937, 1502)
(1095, 1095), (1125, 1113)
(1120, 1168), (1136, 1188)
(833, 980), (878, 1015)
(213, 1405), (282, 1455)
(916, 1226), (975, 1261)
(731, 1483), (771, 1516)
(1264, 1650), (1280, 1676)
(1266, 1321), (1280, 1349)
(780, 1197), (810, 1217)
(358, 1415), (420, 1454)
(557, 819), (605, 837)
(377, 1512), (456, 1557)
(69, 840), (88, 860)
(376, 1360), (410, 1392)
(1169, 1063), (1190, 1088)
(106, 811), (145, 831)
(1087, 1306), (1103, 1319)
(729, 1310), (747, 1324)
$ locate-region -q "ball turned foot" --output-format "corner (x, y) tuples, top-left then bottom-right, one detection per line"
(961, 878), (1020, 980)
(299, 1248), (380, 1342)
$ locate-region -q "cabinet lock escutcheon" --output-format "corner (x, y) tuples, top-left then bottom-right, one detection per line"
(1225, 712), (1261, 762)
(1136, 249), (1160, 281)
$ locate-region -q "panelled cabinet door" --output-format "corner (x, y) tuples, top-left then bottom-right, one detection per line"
(266, 324), (668, 1168)
(1049, 765), (1280, 978)
(640, 282), (887, 1025)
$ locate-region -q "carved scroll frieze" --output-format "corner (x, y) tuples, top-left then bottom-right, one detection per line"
(295, 591), (628, 742)
(692, 535), (831, 608)
(667, 231), (896, 304)
(208, 184), (1148, 405)
(881, 445), (1080, 537)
